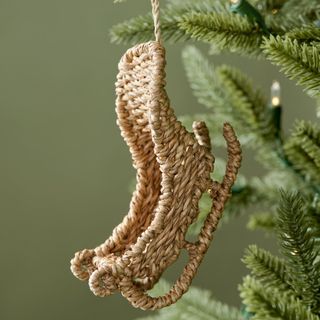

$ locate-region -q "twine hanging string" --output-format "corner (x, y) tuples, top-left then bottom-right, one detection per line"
(151, 0), (161, 42)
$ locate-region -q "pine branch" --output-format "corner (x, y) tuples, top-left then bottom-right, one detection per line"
(263, 35), (320, 97)
(182, 46), (278, 148)
(240, 276), (320, 320)
(291, 121), (320, 167)
(110, 0), (228, 45)
(216, 65), (276, 144)
(182, 47), (254, 147)
(284, 143), (320, 186)
(243, 245), (293, 292)
(277, 191), (320, 312)
(265, 8), (309, 32)
(306, 195), (320, 239)
(181, 46), (225, 111)
(247, 212), (277, 232)
(216, 64), (289, 169)
(280, 0), (320, 24)
(226, 174), (281, 218)
(110, 9), (188, 45)
(265, 0), (320, 32)
(284, 121), (320, 187)
(179, 12), (264, 56)
(286, 25), (320, 43)
(136, 280), (242, 320)
(166, 0), (229, 12)
(249, 0), (288, 13)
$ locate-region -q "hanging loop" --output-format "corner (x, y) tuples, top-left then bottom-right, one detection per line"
(151, 0), (161, 43)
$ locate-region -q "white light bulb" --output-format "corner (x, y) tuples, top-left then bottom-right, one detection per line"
(271, 80), (281, 107)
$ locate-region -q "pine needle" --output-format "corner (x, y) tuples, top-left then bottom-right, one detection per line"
(240, 276), (320, 320)
(284, 121), (320, 186)
(180, 12), (264, 56)
(110, 0), (228, 45)
(247, 212), (277, 232)
(243, 245), (293, 292)
(216, 65), (275, 143)
(263, 35), (320, 97)
(277, 191), (320, 312)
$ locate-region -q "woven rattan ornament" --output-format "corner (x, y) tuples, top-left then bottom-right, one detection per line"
(70, 0), (242, 310)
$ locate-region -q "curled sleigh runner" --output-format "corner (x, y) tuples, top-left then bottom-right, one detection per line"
(70, 0), (242, 310)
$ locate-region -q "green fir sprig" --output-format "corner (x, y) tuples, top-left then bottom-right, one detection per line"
(263, 35), (320, 97)
(277, 191), (320, 312)
(241, 191), (320, 317)
(180, 12), (264, 56)
(110, 0), (228, 44)
(242, 245), (292, 292)
(240, 276), (320, 320)
(284, 121), (320, 188)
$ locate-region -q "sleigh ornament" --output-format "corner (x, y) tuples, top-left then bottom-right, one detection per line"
(70, 0), (242, 311)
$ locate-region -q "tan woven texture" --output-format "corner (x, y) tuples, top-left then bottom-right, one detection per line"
(70, 39), (242, 309)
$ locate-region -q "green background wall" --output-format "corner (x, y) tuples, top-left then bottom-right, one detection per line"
(0, 1), (316, 319)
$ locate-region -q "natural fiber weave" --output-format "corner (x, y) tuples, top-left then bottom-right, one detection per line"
(70, 40), (242, 310)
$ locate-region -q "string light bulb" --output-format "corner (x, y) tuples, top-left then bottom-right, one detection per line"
(229, 0), (269, 34)
(271, 80), (281, 107)
(270, 80), (282, 140)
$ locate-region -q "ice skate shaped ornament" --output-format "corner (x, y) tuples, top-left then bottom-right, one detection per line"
(70, 0), (242, 310)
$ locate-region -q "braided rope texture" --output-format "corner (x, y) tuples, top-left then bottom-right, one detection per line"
(151, 0), (161, 42)
(70, 41), (242, 310)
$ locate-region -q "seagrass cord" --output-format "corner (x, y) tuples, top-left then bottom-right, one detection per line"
(70, 0), (242, 310)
